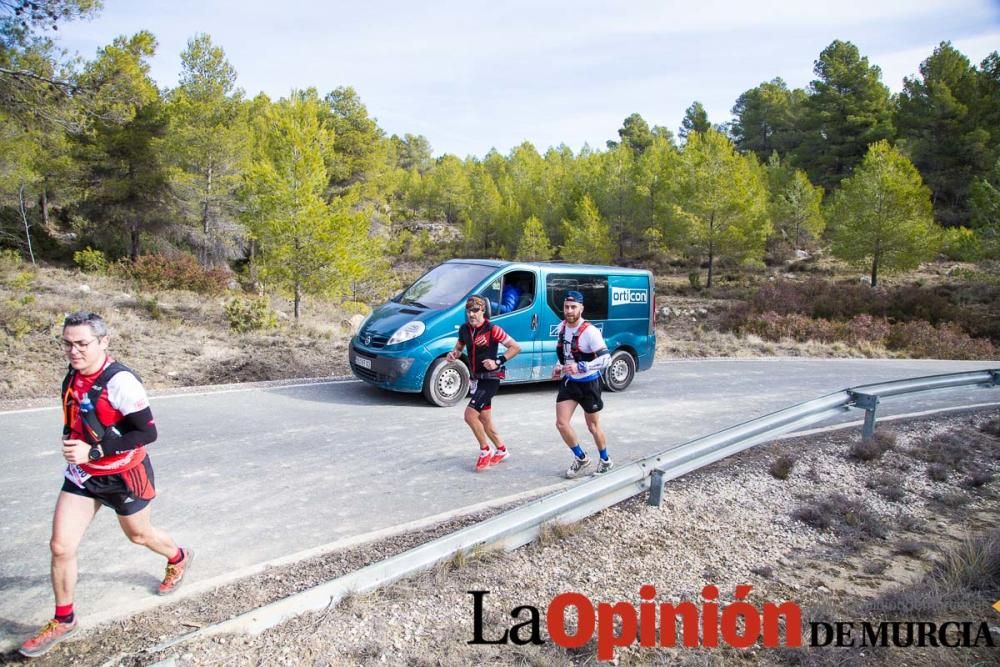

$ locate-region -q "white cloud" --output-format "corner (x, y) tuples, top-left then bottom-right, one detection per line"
(874, 31), (1000, 90)
(51, 0), (1000, 157)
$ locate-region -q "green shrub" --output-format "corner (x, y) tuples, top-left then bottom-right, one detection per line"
(115, 254), (230, 294)
(340, 300), (372, 316)
(961, 470), (993, 488)
(7, 316), (32, 339)
(225, 297), (278, 333)
(688, 270), (702, 290)
(908, 432), (972, 467)
(792, 493), (887, 543)
(849, 430), (896, 462)
(927, 463), (950, 482)
(0, 248), (22, 271)
(73, 247), (109, 274)
(951, 267), (1000, 286)
(894, 539), (927, 558)
(141, 296), (163, 320)
(940, 226), (982, 261)
(866, 472), (906, 502)
(768, 453), (797, 480)
(10, 271), (35, 290)
(0, 297), (46, 339)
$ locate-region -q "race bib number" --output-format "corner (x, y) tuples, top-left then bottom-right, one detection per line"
(64, 464), (92, 489)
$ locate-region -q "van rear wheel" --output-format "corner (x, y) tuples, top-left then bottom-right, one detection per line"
(423, 357), (471, 407)
(602, 350), (636, 392)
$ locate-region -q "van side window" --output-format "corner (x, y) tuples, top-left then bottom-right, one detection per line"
(546, 275), (609, 320)
(486, 270), (536, 316)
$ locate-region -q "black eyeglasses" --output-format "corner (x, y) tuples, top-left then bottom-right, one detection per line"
(60, 337), (99, 352)
(466, 307), (483, 313)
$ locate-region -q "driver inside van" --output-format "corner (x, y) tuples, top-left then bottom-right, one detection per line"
(490, 283), (521, 315)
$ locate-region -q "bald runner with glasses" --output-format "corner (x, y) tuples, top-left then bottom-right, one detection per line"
(19, 312), (192, 658)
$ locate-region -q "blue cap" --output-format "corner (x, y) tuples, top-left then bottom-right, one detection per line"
(564, 290), (584, 304)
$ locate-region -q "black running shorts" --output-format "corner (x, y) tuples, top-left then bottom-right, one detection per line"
(556, 378), (604, 413)
(61, 456), (156, 516)
(468, 378), (501, 412)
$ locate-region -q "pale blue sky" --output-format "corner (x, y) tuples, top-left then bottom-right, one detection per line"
(52, 0), (1000, 158)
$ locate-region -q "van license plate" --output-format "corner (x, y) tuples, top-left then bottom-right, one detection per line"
(354, 355), (372, 369)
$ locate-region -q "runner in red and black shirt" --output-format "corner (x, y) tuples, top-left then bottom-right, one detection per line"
(446, 295), (522, 472)
(19, 312), (193, 658)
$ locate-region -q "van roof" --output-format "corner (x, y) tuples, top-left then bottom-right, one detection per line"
(446, 258), (652, 276)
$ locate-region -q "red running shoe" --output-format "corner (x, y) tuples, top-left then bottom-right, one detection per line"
(159, 547), (194, 595)
(19, 618), (78, 657)
(490, 448), (509, 466)
(475, 451), (492, 472)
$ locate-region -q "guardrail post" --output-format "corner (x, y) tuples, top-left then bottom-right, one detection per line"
(850, 391), (880, 441)
(991, 370), (1000, 386)
(648, 470), (665, 507)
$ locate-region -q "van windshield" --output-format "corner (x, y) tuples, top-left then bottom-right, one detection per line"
(397, 262), (496, 309)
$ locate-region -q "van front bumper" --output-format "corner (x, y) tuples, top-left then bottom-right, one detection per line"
(349, 343), (424, 393)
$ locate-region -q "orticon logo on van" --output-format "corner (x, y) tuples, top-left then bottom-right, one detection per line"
(611, 287), (648, 306)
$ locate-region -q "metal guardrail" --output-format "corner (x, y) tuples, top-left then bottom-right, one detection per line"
(646, 368), (999, 505)
(149, 368), (999, 652)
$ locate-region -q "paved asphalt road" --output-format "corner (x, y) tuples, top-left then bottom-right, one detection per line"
(1, 358), (998, 649)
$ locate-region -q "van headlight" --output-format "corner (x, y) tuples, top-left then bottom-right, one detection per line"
(387, 321), (425, 345)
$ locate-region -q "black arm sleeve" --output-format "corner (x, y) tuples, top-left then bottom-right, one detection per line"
(100, 406), (158, 454)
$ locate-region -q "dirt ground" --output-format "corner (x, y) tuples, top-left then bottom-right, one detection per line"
(0, 267), (356, 405)
(2, 409), (998, 666)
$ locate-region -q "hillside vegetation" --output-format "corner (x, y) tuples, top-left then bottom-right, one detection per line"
(2, 250), (996, 405)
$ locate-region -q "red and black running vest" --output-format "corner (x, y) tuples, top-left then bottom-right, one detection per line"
(61, 360), (147, 476)
(556, 321), (596, 364)
(459, 320), (506, 380)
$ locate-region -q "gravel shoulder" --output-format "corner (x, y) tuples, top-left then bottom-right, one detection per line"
(6, 408), (998, 666)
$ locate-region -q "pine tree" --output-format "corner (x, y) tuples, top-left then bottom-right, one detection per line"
(829, 141), (939, 287)
(968, 158), (1000, 258)
(670, 130), (771, 287)
(560, 195), (612, 264)
(516, 214), (553, 261)
(897, 42), (993, 227)
(679, 101), (711, 142)
(765, 155), (825, 251)
(796, 40), (895, 192)
(163, 33), (248, 265)
(242, 91), (376, 318)
(730, 78), (807, 162)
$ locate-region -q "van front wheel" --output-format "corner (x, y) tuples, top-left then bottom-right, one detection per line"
(602, 350), (636, 392)
(423, 358), (471, 407)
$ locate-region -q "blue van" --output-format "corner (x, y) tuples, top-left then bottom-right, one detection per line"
(349, 260), (656, 406)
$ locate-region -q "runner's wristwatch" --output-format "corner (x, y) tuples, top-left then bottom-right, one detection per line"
(88, 444), (104, 461)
